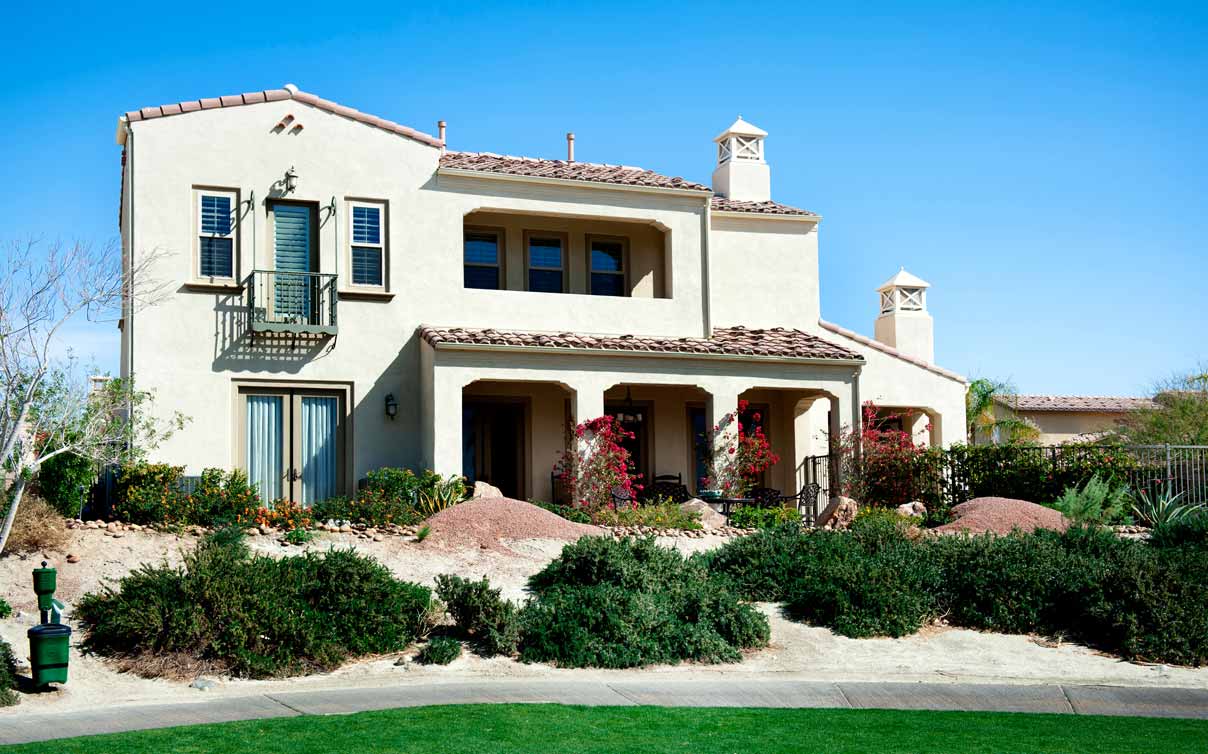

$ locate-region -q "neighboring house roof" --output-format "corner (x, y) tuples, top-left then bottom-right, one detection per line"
(420, 325), (863, 363)
(118, 83), (444, 148)
(995, 395), (1157, 413)
(711, 197), (818, 217)
(819, 320), (966, 383)
(438, 151), (711, 192)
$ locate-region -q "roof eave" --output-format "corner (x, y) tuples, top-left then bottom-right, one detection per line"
(436, 167), (713, 199)
(711, 209), (822, 223)
(425, 339), (864, 368)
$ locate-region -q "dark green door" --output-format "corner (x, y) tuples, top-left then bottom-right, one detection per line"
(273, 204), (313, 321)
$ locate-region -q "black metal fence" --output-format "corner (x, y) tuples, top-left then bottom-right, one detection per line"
(806, 443), (1208, 512)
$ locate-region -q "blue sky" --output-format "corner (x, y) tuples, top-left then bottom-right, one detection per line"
(2, 1), (1204, 395)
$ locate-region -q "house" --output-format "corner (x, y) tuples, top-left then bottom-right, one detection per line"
(992, 395), (1156, 445)
(115, 84), (966, 504)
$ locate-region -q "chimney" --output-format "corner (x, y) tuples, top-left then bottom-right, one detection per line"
(566, 132), (575, 162)
(711, 116), (771, 202)
(874, 268), (935, 364)
(437, 120), (447, 149)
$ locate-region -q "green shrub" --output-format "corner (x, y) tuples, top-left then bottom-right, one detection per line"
(519, 537), (768, 668)
(0, 637), (17, 707)
(784, 529), (937, 638)
(115, 462), (186, 525)
(727, 505), (801, 530)
(530, 500), (593, 524)
(187, 468), (259, 526)
(1053, 474), (1131, 525)
(416, 636), (462, 665)
(698, 524), (813, 602)
(591, 502), (701, 530)
(311, 468), (463, 527)
(415, 475), (467, 518)
(1150, 512), (1208, 549)
(38, 451), (94, 518)
(434, 575), (520, 657)
(0, 597), (10, 619)
(76, 533), (433, 678)
(284, 528), (314, 545)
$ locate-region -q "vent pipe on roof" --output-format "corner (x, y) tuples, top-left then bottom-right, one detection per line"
(566, 132), (575, 162)
(438, 120), (447, 151)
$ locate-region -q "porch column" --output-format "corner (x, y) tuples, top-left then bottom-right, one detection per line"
(430, 374), (463, 478)
(706, 387), (742, 487)
(828, 394), (844, 501)
(571, 384), (605, 427)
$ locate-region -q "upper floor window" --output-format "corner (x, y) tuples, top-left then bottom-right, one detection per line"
(197, 190), (236, 279)
(526, 233), (565, 293)
(589, 237), (627, 297)
(464, 229), (502, 289)
(349, 202), (385, 288)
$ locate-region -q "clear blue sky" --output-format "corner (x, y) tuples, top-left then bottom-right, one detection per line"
(3, 1), (1204, 395)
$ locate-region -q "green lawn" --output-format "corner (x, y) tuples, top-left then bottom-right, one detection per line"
(5, 704), (1208, 753)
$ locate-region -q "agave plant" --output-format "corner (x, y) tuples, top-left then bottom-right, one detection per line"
(1132, 485), (1204, 527)
(416, 476), (466, 517)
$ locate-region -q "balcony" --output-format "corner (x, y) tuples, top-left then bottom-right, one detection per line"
(245, 270), (338, 336)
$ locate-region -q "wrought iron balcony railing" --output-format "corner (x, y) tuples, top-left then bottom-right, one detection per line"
(245, 270), (338, 336)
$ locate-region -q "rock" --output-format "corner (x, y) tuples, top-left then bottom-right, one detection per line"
(820, 497), (858, 530)
(190, 678), (217, 691)
(339, 524), (352, 533)
(472, 480), (504, 500)
(66, 554), (80, 564)
(258, 525), (272, 536)
(680, 499), (727, 530)
(244, 528), (259, 536)
(896, 501), (927, 518)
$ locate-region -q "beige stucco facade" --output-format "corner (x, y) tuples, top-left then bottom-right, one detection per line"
(994, 406), (1125, 445)
(117, 86), (966, 502)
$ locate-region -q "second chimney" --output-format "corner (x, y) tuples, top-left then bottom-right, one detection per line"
(438, 120), (447, 149)
(566, 132), (575, 162)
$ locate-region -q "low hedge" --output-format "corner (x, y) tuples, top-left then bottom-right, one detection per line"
(519, 537), (768, 668)
(77, 531), (433, 678)
(0, 638), (17, 707)
(434, 574), (520, 657)
(706, 520), (1208, 665)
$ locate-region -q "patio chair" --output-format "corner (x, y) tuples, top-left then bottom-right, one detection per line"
(610, 485), (635, 507)
(783, 482), (823, 525)
(641, 479), (692, 504)
(748, 486), (783, 508)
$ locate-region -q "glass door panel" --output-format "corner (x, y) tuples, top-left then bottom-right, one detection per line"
(246, 394), (285, 501)
(298, 395), (339, 506)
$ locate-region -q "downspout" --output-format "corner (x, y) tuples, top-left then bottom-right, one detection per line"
(125, 123), (136, 453)
(700, 195), (712, 337)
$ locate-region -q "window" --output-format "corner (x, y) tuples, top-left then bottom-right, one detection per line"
(197, 190), (236, 278)
(349, 202), (385, 287)
(589, 237), (627, 297)
(239, 385), (348, 505)
(464, 230), (502, 289)
(526, 233), (565, 293)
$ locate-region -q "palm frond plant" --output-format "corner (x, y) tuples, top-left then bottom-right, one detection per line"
(1052, 474), (1131, 525)
(965, 378), (1040, 445)
(1132, 485), (1204, 527)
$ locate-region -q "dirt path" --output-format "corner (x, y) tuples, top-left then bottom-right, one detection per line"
(2, 527), (1204, 718)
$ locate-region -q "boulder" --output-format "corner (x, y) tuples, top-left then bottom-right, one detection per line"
(896, 501), (927, 518)
(472, 480), (504, 500)
(820, 496), (858, 530)
(680, 499), (727, 530)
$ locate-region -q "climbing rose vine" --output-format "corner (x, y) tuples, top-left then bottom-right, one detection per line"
(835, 402), (928, 507)
(702, 400), (780, 497)
(554, 415), (642, 509)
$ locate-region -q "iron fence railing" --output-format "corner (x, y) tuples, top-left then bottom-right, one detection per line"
(806, 444), (1208, 510)
(246, 270), (338, 335)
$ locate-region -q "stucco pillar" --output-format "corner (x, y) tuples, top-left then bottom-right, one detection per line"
(571, 384), (605, 426)
(430, 374), (463, 478)
(706, 386), (742, 489)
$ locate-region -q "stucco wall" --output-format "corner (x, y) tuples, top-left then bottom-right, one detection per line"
(997, 407), (1124, 445)
(708, 214), (820, 330)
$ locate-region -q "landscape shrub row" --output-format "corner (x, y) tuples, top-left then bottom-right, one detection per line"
(533, 499), (703, 530)
(703, 515), (1208, 665)
(76, 531), (434, 678)
(0, 637), (17, 707)
(111, 463), (464, 528)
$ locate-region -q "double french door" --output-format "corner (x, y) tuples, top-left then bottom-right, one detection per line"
(241, 387), (345, 505)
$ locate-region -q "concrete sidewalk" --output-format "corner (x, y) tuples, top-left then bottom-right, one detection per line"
(3, 679), (1208, 745)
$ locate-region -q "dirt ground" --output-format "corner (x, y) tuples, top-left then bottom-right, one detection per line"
(2, 526), (1204, 717)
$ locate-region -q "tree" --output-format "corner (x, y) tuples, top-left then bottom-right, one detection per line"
(965, 377), (1039, 445)
(1110, 367), (1208, 446)
(0, 239), (181, 554)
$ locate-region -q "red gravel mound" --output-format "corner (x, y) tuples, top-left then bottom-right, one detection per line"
(422, 497), (603, 551)
(934, 497), (1070, 536)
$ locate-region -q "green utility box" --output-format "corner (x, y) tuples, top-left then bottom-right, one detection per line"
(28, 561), (70, 687)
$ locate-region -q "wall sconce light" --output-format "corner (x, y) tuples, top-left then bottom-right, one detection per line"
(385, 393), (398, 420)
(284, 166), (298, 194)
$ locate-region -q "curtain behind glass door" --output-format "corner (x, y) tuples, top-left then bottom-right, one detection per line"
(299, 396), (339, 505)
(246, 395), (284, 500)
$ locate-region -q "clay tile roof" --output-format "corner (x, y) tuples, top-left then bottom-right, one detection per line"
(121, 84), (443, 148)
(995, 395), (1158, 413)
(711, 196), (818, 217)
(438, 151), (711, 192)
(419, 325), (862, 362)
(818, 320), (966, 383)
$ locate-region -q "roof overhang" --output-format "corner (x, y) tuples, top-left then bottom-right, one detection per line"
(436, 166), (714, 199)
(425, 338), (864, 368)
(711, 209), (822, 223)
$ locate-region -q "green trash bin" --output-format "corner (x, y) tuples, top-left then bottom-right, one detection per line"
(27, 623), (71, 686)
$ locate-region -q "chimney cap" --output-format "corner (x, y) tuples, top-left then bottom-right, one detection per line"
(877, 267), (931, 291)
(714, 115), (768, 142)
